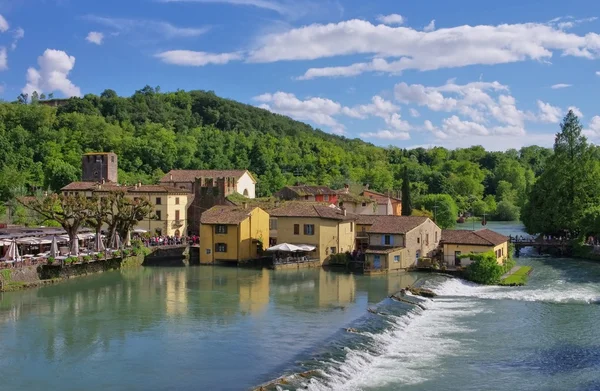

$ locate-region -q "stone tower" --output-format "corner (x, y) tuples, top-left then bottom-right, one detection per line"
(81, 152), (118, 183)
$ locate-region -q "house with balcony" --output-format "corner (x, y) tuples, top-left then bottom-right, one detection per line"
(199, 205), (269, 264)
(363, 216), (441, 274)
(361, 189), (402, 216)
(440, 229), (509, 267)
(269, 202), (357, 264)
(274, 185), (339, 204)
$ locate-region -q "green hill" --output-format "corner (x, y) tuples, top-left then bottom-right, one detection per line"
(2, 86), (552, 220)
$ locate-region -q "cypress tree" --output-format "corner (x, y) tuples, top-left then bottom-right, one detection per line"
(401, 167), (413, 216)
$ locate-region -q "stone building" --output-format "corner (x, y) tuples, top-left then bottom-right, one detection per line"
(81, 152), (118, 183)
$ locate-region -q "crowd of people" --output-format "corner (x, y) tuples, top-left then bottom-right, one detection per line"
(135, 235), (200, 247)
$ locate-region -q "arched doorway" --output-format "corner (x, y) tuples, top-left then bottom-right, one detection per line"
(243, 188), (249, 197)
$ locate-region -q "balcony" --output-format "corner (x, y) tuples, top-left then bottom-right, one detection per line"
(171, 219), (184, 228)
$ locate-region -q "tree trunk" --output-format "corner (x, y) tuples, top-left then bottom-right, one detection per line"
(66, 226), (79, 256)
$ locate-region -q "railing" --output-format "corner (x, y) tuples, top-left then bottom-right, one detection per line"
(171, 220), (184, 228)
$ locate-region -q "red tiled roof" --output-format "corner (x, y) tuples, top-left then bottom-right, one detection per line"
(270, 202), (356, 221)
(200, 206), (253, 225)
(356, 215), (379, 225)
(61, 181), (120, 191)
(159, 170), (252, 183)
(128, 185), (191, 194)
(61, 182), (190, 194)
(441, 229), (508, 246)
(368, 216), (428, 234)
(362, 189), (402, 202)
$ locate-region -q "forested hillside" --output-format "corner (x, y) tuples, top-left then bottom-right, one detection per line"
(2, 86), (554, 223)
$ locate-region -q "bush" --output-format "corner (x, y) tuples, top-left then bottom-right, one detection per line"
(494, 200), (520, 221)
(122, 249), (131, 257)
(113, 250), (122, 258)
(328, 253), (349, 265)
(83, 255), (92, 263)
(465, 251), (504, 285)
(97, 252), (105, 260)
(47, 257), (55, 265)
(65, 257), (78, 265)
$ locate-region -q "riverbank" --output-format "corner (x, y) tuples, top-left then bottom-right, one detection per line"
(0, 253), (145, 292)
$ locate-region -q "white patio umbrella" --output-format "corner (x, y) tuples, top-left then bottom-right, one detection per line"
(297, 244), (316, 252)
(132, 228), (147, 234)
(5, 240), (20, 261)
(94, 232), (105, 252)
(49, 236), (58, 258)
(266, 243), (303, 252)
(109, 231), (121, 249)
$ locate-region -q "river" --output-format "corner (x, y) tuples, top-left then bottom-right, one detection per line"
(1, 222), (599, 390)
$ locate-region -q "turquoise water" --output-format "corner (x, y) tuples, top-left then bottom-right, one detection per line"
(1, 222), (600, 390)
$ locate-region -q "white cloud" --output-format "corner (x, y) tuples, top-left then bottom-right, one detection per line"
(442, 115), (489, 136)
(85, 15), (209, 39)
(568, 106), (583, 117)
(377, 14), (405, 26)
(342, 95), (399, 119)
(596, 71), (600, 76)
(423, 19), (435, 32)
(583, 115), (600, 138)
(254, 91), (345, 134)
(156, 50), (242, 66)
(551, 83), (571, 89)
(359, 130), (410, 140)
(22, 49), (81, 97)
(0, 47), (7, 70)
(239, 19), (600, 79)
(537, 100), (562, 123)
(549, 16), (598, 30)
(0, 14), (9, 33)
(409, 108), (420, 117)
(11, 27), (24, 50)
(86, 31), (104, 45)
(158, 0), (333, 18)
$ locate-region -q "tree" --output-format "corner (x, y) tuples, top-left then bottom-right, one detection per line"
(522, 110), (600, 235)
(414, 194), (458, 229)
(85, 195), (111, 248)
(465, 251), (504, 285)
(104, 191), (153, 247)
(495, 200), (520, 221)
(20, 194), (95, 255)
(17, 93), (28, 104)
(48, 92), (54, 99)
(31, 91), (40, 104)
(401, 167), (412, 216)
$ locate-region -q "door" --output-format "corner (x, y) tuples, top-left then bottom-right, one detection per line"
(373, 255), (381, 270)
(455, 251), (462, 266)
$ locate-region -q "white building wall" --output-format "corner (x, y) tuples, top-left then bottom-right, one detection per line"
(236, 172), (256, 199)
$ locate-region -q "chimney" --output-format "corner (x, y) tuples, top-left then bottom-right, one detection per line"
(101, 179), (105, 185)
(138, 181), (142, 187)
(169, 173), (173, 181)
(343, 208), (347, 216)
(274, 200), (280, 208)
(242, 202), (248, 210)
(365, 183), (370, 190)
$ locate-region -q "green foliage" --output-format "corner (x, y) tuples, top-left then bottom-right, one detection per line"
(414, 194), (458, 229)
(97, 252), (105, 260)
(47, 256), (55, 264)
(401, 167), (412, 216)
(122, 249), (131, 257)
(464, 251), (504, 285)
(1, 269), (12, 281)
(113, 250), (122, 258)
(499, 266), (532, 286)
(82, 255), (92, 263)
(494, 200), (520, 221)
(328, 253), (349, 265)
(64, 256), (78, 265)
(523, 110), (600, 235)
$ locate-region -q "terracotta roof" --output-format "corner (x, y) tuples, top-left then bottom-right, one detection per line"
(337, 192), (373, 204)
(356, 215), (379, 225)
(128, 185), (191, 194)
(441, 229), (508, 246)
(61, 182), (190, 194)
(365, 246), (405, 254)
(270, 202), (357, 221)
(61, 181), (120, 191)
(362, 189), (401, 203)
(159, 170), (252, 183)
(368, 216), (429, 234)
(200, 206), (254, 225)
(278, 185), (337, 196)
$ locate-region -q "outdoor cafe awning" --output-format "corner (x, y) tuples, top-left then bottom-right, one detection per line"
(266, 243), (303, 252)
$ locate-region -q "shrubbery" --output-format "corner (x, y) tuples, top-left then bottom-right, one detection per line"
(464, 251), (504, 285)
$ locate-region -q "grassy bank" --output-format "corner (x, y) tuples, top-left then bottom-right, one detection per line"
(499, 266), (532, 286)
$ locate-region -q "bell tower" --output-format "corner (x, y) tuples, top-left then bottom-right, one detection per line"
(81, 152), (118, 183)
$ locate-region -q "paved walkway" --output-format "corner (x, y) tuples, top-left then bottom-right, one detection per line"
(501, 266), (521, 280)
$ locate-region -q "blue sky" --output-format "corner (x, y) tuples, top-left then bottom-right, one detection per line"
(2, 0), (600, 150)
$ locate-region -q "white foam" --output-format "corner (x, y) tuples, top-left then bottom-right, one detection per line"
(300, 298), (481, 391)
(428, 278), (600, 304)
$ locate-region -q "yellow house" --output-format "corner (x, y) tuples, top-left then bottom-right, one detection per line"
(199, 205), (269, 264)
(363, 216), (441, 274)
(440, 229), (509, 267)
(269, 202), (357, 264)
(61, 182), (191, 237)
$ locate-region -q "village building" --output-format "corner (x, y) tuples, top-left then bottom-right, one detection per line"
(274, 185), (339, 204)
(269, 203), (357, 264)
(159, 170), (256, 235)
(61, 182), (191, 237)
(361, 189), (402, 216)
(440, 229), (509, 267)
(363, 216), (441, 274)
(199, 205), (269, 264)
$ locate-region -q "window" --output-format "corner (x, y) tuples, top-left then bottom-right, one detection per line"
(435, 231), (438, 243)
(111, 156), (115, 163)
(215, 243), (227, 253)
(501, 248), (504, 256)
(156, 197), (162, 205)
(175, 197), (180, 205)
(215, 225), (228, 234)
(384, 235), (391, 245)
(417, 237), (420, 244)
(426, 233), (429, 246)
(304, 224), (315, 235)
(304, 195), (309, 200)
(339, 202), (344, 207)
(324, 195), (329, 201)
(155, 210), (162, 220)
(350, 222), (353, 232)
(293, 224), (300, 235)
(206, 249), (211, 255)
(175, 210), (180, 221)
(394, 255), (400, 263)
(270, 218), (278, 230)
(362, 202), (367, 207)
(330, 247), (336, 254)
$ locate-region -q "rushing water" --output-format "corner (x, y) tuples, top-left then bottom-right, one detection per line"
(1, 222), (600, 390)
